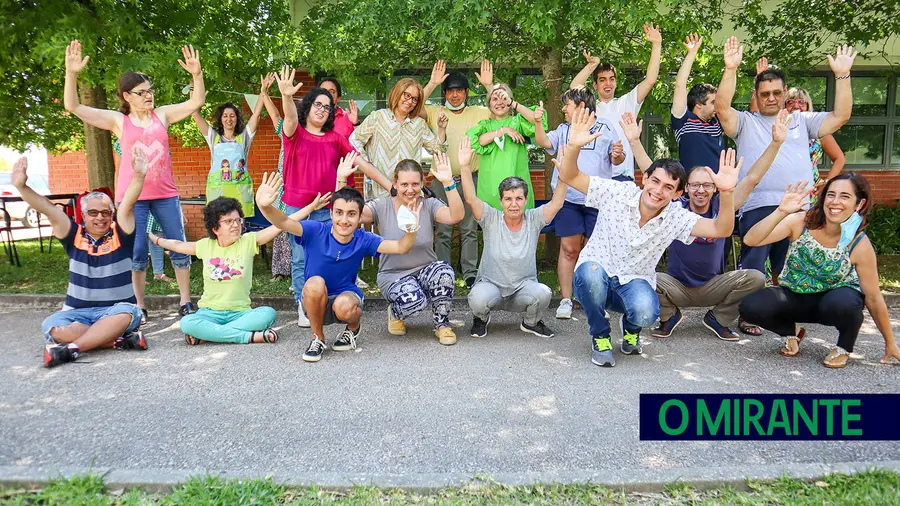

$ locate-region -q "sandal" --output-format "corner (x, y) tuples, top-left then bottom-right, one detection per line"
(253, 328), (279, 344)
(738, 318), (762, 336)
(779, 326), (807, 357)
(823, 346), (850, 369)
(184, 334), (204, 346)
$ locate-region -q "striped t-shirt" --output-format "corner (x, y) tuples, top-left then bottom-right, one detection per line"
(670, 110), (724, 174)
(61, 219), (136, 309)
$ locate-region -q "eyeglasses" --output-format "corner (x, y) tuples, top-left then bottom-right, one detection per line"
(219, 217), (244, 227)
(312, 102), (332, 113)
(687, 183), (716, 191)
(401, 92), (420, 105)
(86, 210), (112, 218)
(786, 99), (808, 108)
(128, 88), (155, 98)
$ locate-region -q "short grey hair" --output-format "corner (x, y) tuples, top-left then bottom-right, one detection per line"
(80, 192), (115, 217)
(498, 176), (529, 199)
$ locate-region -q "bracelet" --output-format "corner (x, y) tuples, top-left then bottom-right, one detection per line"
(835, 74), (851, 80)
(154, 237), (161, 246)
(444, 182), (457, 192)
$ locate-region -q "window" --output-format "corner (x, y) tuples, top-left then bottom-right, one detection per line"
(850, 77), (889, 116)
(833, 125), (885, 165)
(830, 73), (898, 170)
(790, 76), (827, 110)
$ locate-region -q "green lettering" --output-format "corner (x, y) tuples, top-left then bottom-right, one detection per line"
(842, 399), (862, 436)
(698, 399), (729, 436)
(659, 400), (689, 435)
(793, 399), (817, 436)
(767, 399), (791, 436)
(743, 399), (766, 435)
(820, 399), (840, 436)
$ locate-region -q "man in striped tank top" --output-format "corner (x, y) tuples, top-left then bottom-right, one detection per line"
(11, 149), (150, 368)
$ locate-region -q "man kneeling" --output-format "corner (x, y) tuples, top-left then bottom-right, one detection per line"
(11, 151), (149, 368)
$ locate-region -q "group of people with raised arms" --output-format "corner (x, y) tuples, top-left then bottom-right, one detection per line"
(15, 30), (899, 370)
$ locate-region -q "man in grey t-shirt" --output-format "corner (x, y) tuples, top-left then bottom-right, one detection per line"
(457, 140), (568, 339)
(716, 36), (856, 278)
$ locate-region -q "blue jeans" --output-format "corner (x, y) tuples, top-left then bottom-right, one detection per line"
(132, 197), (191, 272)
(41, 303), (142, 342)
(285, 206), (332, 303)
(572, 261), (659, 338)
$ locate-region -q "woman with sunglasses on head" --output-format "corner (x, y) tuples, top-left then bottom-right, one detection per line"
(63, 40), (205, 321)
(350, 78), (448, 200)
(739, 173), (900, 368)
(784, 88), (846, 194)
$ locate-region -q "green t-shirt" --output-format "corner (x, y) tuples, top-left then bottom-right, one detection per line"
(196, 232), (258, 311)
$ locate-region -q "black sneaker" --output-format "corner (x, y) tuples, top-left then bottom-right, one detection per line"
(115, 329), (148, 350)
(652, 308), (683, 338)
(332, 326), (360, 352)
(470, 315), (489, 338)
(465, 277), (477, 289)
(520, 320), (554, 338)
(302, 338), (327, 362)
(179, 302), (197, 317)
(702, 311), (740, 341)
(43, 344), (77, 368)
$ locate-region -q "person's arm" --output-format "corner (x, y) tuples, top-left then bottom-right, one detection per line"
(360, 202), (376, 226)
(376, 199), (421, 254)
(157, 45), (205, 126)
(255, 191), (331, 246)
(733, 109), (789, 208)
(147, 233), (197, 256)
(688, 148), (741, 238)
(672, 33), (702, 118)
(618, 112), (652, 172)
(636, 22), (663, 103)
(818, 45), (857, 137)
(748, 57), (768, 113)
(63, 40), (123, 135)
(433, 108), (448, 145)
(349, 113), (376, 158)
(557, 108), (601, 194)
(457, 138), (485, 221)
(192, 110), (210, 138)
(532, 102), (552, 149)
(261, 72), (283, 130)
(245, 74), (272, 135)
(354, 156), (392, 192)
(716, 36), (743, 137)
(274, 65), (303, 138)
(430, 152), (464, 225)
(570, 50), (600, 89)
(820, 135), (845, 181)
(420, 60), (448, 118)
(255, 171), (304, 236)
(478, 127), (523, 146)
(851, 238), (900, 364)
(116, 145), (150, 235)
(9, 158), (71, 239)
(742, 182), (809, 246)
(543, 156), (569, 224)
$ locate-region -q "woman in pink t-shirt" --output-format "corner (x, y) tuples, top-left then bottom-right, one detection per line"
(63, 40), (205, 320)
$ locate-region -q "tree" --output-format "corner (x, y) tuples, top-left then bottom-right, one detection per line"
(0, 0), (299, 191)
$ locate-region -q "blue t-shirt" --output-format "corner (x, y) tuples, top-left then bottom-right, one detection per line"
(670, 110), (724, 174)
(295, 220), (383, 298)
(545, 119), (618, 205)
(666, 195), (726, 287)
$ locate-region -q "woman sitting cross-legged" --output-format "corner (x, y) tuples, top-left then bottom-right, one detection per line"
(355, 152), (465, 345)
(149, 195), (330, 345)
(738, 174), (900, 368)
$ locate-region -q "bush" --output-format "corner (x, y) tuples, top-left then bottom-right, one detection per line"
(867, 201), (900, 255)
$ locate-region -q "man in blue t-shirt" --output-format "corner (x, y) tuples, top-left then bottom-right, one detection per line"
(670, 33), (725, 174)
(652, 110), (790, 340)
(257, 179), (419, 363)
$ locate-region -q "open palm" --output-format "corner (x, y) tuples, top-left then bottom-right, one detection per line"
(723, 36), (743, 70)
(10, 157), (27, 189)
(276, 65), (303, 97)
(458, 138), (475, 167)
(431, 152), (453, 185)
(683, 33), (702, 54)
(772, 109), (791, 144)
(568, 107), (602, 147)
(178, 45), (202, 76)
(336, 153), (358, 182)
(777, 181), (811, 214)
(65, 40), (89, 74)
(828, 45), (857, 75)
(311, 192), (332, 211)
(618, 112), (642, 142)
(256, 171), (283, 207)
(710, 148), (742, 192)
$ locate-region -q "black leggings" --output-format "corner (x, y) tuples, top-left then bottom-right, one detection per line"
(739, 286), (865, 352)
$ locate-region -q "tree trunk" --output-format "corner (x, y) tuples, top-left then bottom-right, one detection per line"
(540, 46), (564, 264)
(79, 83), (116, 192)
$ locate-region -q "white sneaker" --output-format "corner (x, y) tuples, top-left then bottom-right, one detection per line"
(355, 277), (369, 289)
(556, 298), (573, 319)
(297, 304), (310, 328)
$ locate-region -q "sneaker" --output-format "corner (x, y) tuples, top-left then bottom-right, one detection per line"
(179, 302), (197, 317)
(115, 329), (148, 350)
(44, 343), (78, 368)
(302, 338), (327, 362)
(619, 317), (643, 355)
(388, 309), (407, 336)
(702, 311), (740, 341)
(591, 337), (615, 367)
(556, 298), (573, 319)
(332, 326), (360, 351)
(465, 276), (476, 289)
(297, 304), (310, 328)
(521, 320), (554, 338)
(652, 309), (683, 338)
(355, 277), (369, 289)
(434, 326), (457, 346)
(470, 315), (489, 338)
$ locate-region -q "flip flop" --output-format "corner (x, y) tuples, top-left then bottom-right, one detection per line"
(779, 326), (807, 357)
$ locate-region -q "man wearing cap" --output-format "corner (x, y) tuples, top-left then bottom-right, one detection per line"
(420, 59), (493, 288)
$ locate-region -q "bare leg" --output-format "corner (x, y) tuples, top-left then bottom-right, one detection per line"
(558, 235), (583, 300)
(49, 313), (131, 352)
(302, 276), (329, 340)
(332, 293), (362, 332)
(174, 267), (192, 306)
(132, 271), (147, 309)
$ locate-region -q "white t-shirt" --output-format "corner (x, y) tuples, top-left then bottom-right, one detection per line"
(594, 86), (642, 179)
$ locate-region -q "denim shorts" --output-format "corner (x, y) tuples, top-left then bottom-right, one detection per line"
(41, 303), (142, 342)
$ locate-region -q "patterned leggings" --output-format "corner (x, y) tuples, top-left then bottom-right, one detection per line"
(385, 260), (455, 328)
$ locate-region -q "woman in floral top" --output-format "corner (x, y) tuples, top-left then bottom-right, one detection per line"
(738, 174), (900, 368)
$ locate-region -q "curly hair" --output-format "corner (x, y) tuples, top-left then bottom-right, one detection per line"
(213, 103), (245, 137)
(297, 88), (336, 132)
(204, 197), (244, 239)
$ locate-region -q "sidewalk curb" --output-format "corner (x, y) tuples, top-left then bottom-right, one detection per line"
(0, 461), (898, 493)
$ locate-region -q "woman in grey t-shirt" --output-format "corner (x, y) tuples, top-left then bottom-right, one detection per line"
(360, 154), (465, 345)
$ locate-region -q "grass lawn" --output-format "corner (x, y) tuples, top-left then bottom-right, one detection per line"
(2, 470), (899, 505)
(0, 239), (897, 298)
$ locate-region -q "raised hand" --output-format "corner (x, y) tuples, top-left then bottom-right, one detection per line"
(256, 171), (283, 207)
(772, 108), (791, 144)
(533, 101), (545, 124)
(65, 40), (89, 74)
(568, 107), (602, 147)
(611, 140), (624, 160)
(132, 145), (149, 178)
(276, 65), (303, 97)
(458, 137), (475, 168)
(683, 33), (702, 54)
(474, 59), (493, 88)
(643, 22), (662, 45)
(437, 106), (448, 130)
(777, 181), (811, 214)
(10, 157), (27, 190)
(430, 151), (453, 186)
(618, 112), (642, 142)
(723, 36), (743, 70)
(430, 60), (448, 86)
(260, 73), (274, 94)
(583, 49), (600, 67)
(310, 192), (332, 211)
(347, 99), (359, 125)
(828, 45), (857, 76)
(177, 45), (202, 76)
(709, 148), (742, 192)
(336, 152), (358, 182)
(550, 144), (568, 170)
(755, 57), (769, 76)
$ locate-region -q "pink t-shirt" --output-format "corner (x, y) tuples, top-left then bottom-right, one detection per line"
(117, 111), (178, 202)
(282, 127), (356, 208)
(333, 107), (356, 139)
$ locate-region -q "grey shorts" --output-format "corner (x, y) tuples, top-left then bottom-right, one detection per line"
(323, 292), (363, 326)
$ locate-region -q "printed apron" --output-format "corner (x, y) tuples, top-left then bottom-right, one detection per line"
(206, 133), (254, 217)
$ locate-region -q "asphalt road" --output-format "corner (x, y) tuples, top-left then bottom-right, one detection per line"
(1, 307), (898, 480)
